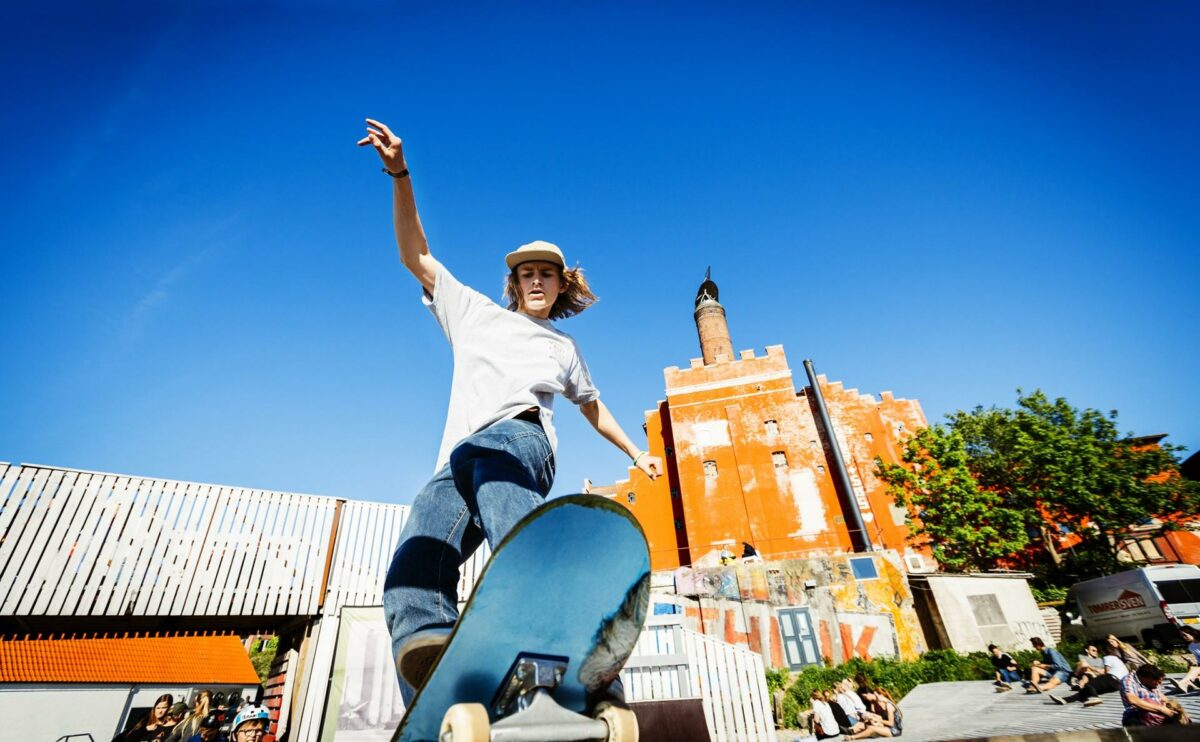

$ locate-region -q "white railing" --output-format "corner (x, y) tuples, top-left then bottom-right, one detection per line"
(623, 614), (777, 742)
(0, 463), (338, 617)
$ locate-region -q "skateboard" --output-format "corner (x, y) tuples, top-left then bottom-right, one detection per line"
(393, 494), (651, 742)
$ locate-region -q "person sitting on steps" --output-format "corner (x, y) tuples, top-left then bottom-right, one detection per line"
(1170, 626), (1200, 694)
(1052, 644), (1128, 707)
(1024, 637), (1071, 693)
(1070, 643), (1105, 688)
(989, 644), (1022, 691)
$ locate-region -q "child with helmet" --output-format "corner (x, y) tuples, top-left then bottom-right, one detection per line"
(228, 705), (269, 742)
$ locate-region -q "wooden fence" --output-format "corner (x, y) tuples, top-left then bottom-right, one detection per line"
(624, 614), (777, 742)
(0, 463), (338, 618)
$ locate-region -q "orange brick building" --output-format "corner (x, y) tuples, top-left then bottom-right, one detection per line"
(593, 273), (934, 572)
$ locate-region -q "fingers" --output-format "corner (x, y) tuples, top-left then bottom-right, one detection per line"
(365, 118), (396, 139)
(356, 132), (381, 149)
(638, 456), (663, 480)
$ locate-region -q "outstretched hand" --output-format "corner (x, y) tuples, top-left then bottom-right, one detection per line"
(636, 453), (663, 481)
(357, 118), (407, 173)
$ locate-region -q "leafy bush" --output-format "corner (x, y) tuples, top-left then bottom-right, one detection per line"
(249, 636), (279, 685)
(1030, 584), (1069, 603)
(764, 667), (790, 695)
(779, 693), (802, 729)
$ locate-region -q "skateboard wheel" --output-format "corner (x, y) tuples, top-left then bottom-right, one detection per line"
(439, 702), (490, 742)
(595, 701), (638, 742)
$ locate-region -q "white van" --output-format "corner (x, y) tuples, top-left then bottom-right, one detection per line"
(1062, 563), (1200, 649)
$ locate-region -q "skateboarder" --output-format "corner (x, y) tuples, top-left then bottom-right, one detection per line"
(358, 119), (663, 702)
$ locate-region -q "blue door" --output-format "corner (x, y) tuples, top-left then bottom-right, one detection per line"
(777, 607), (821, 669)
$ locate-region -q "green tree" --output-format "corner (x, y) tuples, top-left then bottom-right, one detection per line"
(878, 390), (1200, 579)
(876, 425), (1028, 571)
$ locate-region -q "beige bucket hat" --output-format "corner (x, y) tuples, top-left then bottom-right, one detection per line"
(505, 240), (566, 270)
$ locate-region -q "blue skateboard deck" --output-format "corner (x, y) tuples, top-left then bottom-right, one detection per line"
(393, 494), (651, 742)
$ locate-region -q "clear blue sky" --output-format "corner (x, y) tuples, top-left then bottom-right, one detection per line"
(2, 2), (1196, 505)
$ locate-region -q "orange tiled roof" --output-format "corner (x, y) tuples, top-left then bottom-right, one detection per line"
(0, 634), (261, 684)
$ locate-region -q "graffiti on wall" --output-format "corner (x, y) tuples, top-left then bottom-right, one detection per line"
(667, 549), (925, 668)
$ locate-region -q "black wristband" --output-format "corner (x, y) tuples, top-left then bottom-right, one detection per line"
(383, 167), (410, 179)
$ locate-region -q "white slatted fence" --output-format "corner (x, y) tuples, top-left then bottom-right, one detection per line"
(0, 463), (338, 617)
(622, 614), (777, 742)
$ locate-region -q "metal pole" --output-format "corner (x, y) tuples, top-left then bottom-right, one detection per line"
(803, 359), (873, 552)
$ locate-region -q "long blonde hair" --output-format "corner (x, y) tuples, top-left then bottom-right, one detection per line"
(173, 690), (211, 738)
(503, 264), (597, 320)
(190, 690), (212, 722)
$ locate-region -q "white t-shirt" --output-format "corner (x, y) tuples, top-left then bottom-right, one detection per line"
(1103, 654), (1129, 680)
(811, 699), (839, 735)
(837, 690), (866, 717)
(423, 260), (600, 471)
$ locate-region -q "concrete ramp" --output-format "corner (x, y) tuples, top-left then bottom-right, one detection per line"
(898, 679), (1200, 742)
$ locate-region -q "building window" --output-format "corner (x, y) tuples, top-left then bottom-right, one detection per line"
(627, 492), (636, 505)
(968, 594), (1007, 630)
(864, 432), (873, 443)
(849, 556), (878, 581)
(765, 420), (779, 436)
(703, 460), (718, 479)
(771, 451), (788, 469)
(816, 465), (825, 474)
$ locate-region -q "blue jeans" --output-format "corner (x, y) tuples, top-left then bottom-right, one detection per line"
(997, 668), (1022, 684)
(382, 418), (554, 698)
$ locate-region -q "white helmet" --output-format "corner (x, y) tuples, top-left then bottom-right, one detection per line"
(231, 704), (270, 733)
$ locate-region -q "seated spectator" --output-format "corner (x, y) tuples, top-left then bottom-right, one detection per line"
(846, 688), (901, 739)
(836, 678), (868, 720)
(854, 673), (872, 697)
(1071, 643), (1105, 686)
(826, 688), (865, 736)
(810, 689), (841, 739)
(1121, 664), (1183, 726)
(1052, 645), (1127, 707)
(1024, 637), (1071, 693)
(1172, 626), (1200, 694)
(1107, 634), (1150, 672)
(988, 644), (1022, 690)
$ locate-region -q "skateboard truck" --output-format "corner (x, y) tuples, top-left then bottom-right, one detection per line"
(487, 653), (609, 741)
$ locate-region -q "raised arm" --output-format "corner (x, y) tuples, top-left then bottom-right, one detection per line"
(358, 118), (436, 293)
(580, 399), (663, 480)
